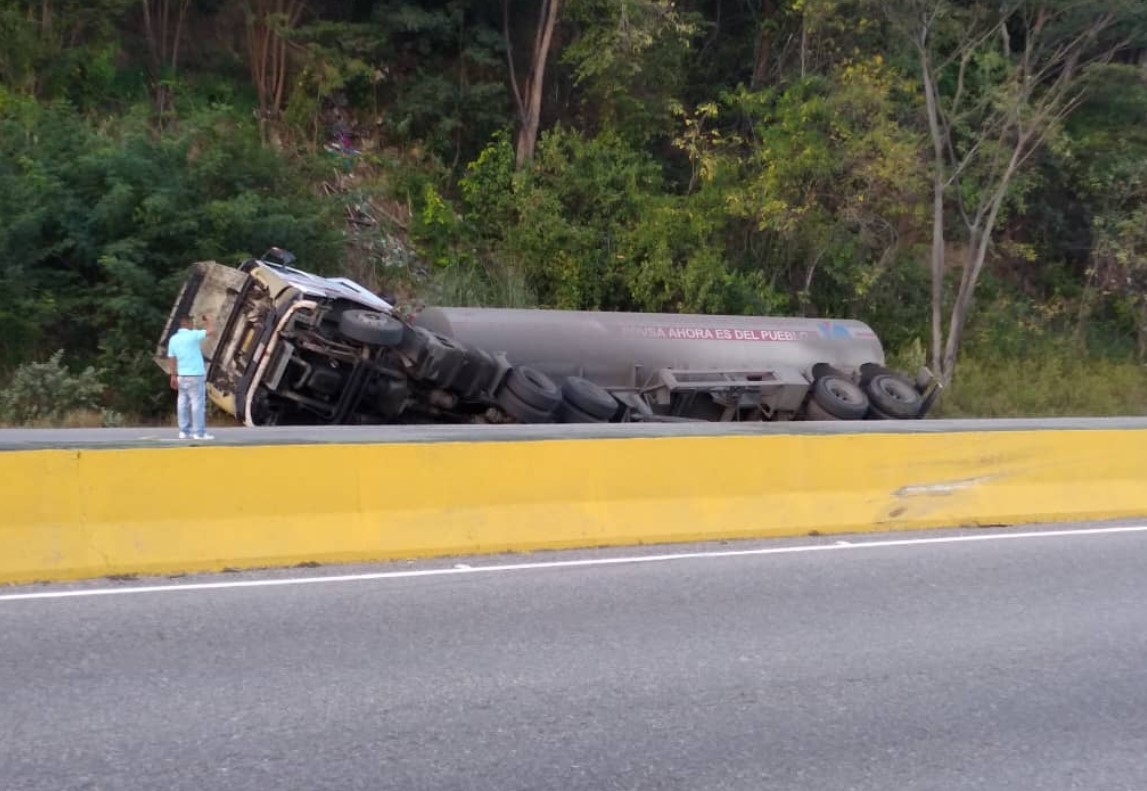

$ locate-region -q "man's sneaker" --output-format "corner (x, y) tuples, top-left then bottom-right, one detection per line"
(193, 433), (215, 440)
(178, 432), (189, 440)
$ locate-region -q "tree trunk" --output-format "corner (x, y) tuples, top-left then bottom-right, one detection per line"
(245, 0), (304, 145)
(940, 230), (983, 383)
(919, 48), (947, 379)
(750, 1), (774, 89)
(1138, 298), (1147, 364)
(170, 0), (191, 76)
(941, 141), (1024, 383)
(1075, 292), (1093, 354)
(142, 0), (193, 127)
(511, 0), (561, 169)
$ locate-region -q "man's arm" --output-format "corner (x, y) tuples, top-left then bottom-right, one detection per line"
(167, 355), (179, 389)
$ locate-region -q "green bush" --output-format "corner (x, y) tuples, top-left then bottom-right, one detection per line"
(0, 102), (342, 415)
(461, 127), (668, 310)
(0, 350), (105, 425)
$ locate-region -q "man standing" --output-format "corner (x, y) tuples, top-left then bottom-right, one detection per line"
(167, 314), (215, 440)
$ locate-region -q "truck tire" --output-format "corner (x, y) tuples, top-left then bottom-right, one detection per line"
(558, 401), (609, 423)
(810, 375), (869, 420)
(561, 376), (618, 421)
(805, 399), (841, 421)
(811, 362), (846, 380)
(503, 366), (562, 412)
(858, 362), (889, 385)
(864, 373), (922, 419)
(497, 386), (556, 423)
(339, 310), (405, 347)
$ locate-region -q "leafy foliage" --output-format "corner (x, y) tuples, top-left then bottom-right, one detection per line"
(0, 0), (1144, 420)
(0, 350), (105, 424)
(0, 101), (339, 413)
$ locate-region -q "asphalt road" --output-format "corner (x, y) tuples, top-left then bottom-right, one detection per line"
(3, 524), (1147, 790)
(2, 416), (1147, 450)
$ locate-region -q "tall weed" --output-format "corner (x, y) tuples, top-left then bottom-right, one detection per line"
(935, 349), (1147, 418)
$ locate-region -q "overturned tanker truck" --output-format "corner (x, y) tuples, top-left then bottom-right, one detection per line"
(155, 248), (939, 427)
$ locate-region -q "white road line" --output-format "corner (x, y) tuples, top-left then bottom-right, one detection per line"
(2, 524), (1146, 603)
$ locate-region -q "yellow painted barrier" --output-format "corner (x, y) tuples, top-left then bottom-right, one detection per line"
(2, 429), (1147, 584)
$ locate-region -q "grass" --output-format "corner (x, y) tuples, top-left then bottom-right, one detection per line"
(934, 353), (1147, 418)
(0, 409), (127, 429)
(0, 407), (238, 430)
(424, 259), (538, 309)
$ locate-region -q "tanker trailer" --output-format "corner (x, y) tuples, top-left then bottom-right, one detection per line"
(157, 250), (936, 427)
(413, 307), (938, 423)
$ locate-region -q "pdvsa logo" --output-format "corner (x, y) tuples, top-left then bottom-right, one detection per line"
(817, 321), (852, 339)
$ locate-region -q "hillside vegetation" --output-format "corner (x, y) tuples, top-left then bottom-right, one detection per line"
(1, 0), (1146, 424)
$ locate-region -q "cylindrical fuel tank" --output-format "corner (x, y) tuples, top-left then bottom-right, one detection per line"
(414, 307), (885, 390)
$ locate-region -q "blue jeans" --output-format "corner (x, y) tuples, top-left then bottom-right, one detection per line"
(177, 375), (207, 436)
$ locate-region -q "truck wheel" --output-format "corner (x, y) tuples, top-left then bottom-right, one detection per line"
(561, 376), (618, 421)
(497, 386), (556, 423)
(810, 375), (869, 420)
(503, 366), (562, 412)
(558, 401), (609, 423)
(864, 373), (922, 419)
(805, 399), (840, 421)
(858, 362), (890, 385)
(811, 362), (846, 380)
(339, 310), (405, 347)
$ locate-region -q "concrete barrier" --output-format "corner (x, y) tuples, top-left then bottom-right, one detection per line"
(3, 427), (1147, 584)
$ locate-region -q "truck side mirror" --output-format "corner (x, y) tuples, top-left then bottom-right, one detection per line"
(262, 247), (296, 267)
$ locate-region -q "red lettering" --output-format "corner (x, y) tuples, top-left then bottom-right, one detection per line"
(621, 324), (806, 341)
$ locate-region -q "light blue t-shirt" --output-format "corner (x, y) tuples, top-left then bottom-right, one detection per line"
(167, 328), (208, 376)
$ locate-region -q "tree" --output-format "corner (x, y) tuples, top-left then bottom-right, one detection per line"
(503, 0), (562, 168)
(245, 0), (306, 144)
(1063, 65), (1147, 361)
(0, 0), (132, 103)
(368, 2), (509, 168)
(722, 57), (926, 319)
(889, 0), (1131, 384)
(560, 0), (698, 145)
(140, 0), (194, 123)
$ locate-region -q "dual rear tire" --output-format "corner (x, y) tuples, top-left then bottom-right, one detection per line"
(806, 366), (923, 421)
(807, 375), (869, 421)
(496, 369), (620, 424)
(496, 366), (562, 423)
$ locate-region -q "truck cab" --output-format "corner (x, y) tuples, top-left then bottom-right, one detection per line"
(155, 249), (508, 426)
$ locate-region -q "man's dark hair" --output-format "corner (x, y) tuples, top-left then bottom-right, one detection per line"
(179, 315), (193, 326)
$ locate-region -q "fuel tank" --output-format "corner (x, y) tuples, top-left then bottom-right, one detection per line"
(414, 307), (886, 390)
